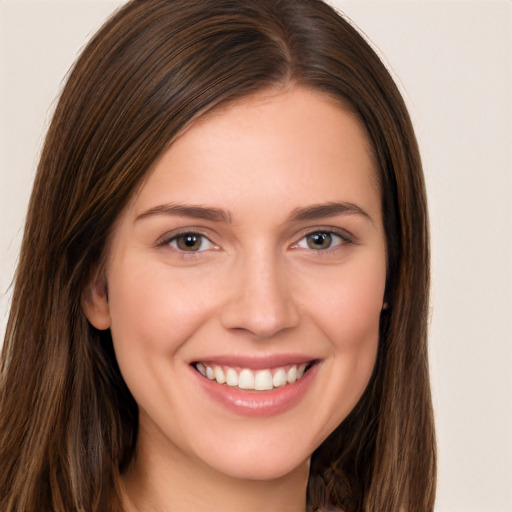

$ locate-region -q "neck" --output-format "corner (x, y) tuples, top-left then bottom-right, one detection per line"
(120, 421), (310, 512)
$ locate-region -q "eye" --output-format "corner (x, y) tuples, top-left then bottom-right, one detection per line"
(296, 231), (347, 250)
(168, 232), (217, 252)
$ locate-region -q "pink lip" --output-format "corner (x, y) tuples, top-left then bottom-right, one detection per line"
(191, 360), (320, 418)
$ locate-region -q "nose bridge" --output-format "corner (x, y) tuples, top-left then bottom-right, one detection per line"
(220, 245), (299, 338)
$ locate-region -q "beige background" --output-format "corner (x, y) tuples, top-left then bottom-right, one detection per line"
(1, 1), (511, 510)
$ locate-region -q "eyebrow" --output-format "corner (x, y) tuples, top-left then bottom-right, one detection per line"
(136, 203), (232, 223)
(289, 202), (372, 223)
(135, 201), (371, 224)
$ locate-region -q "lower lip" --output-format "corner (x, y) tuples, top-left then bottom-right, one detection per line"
(192, 363), (319, 418)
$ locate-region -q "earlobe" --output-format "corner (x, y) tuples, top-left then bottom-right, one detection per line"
(82, 275), (111, 330)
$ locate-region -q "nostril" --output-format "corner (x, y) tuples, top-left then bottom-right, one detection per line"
(220, 295), (299, 339)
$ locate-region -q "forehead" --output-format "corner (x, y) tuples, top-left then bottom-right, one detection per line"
(185, 86), (376, 169)
(131, 87), (380, 223)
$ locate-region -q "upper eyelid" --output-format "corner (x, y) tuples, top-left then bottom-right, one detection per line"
(294, 226), (356, 243)
(156, 228), (216, 247)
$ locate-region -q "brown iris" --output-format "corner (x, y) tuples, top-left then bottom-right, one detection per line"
(306, 232), (333, 250)
(176, 233), (203, 251)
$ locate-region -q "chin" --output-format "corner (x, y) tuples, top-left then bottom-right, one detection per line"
(205, 452), (311, 482)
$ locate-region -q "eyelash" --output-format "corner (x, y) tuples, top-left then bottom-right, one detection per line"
(293, 229), (353, 252)
(158, 228), (353, 254)
(158, 231), (218, 253)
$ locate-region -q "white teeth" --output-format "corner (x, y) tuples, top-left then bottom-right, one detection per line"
(287, 365), (297, 383)
(196, 363), (207, 377)
(272, 368), (287, 388)
(214, 365), (226, 384)
(196, 362), (311, 390)
(254, 369), (273, 391)
(225, 367), (238, 387)
(238, 369), (255, 389)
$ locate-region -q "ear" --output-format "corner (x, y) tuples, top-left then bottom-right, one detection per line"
(82, 273), (111, 330)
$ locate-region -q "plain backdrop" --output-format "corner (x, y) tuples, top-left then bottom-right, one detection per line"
(1, 1), (511, 511)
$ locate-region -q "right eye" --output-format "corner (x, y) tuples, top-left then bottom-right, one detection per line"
(167, 232), (217, 252)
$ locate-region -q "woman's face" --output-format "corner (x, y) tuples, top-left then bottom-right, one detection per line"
(85, 87), (387, 481)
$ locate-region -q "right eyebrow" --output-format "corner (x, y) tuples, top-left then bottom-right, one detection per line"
(135, 203), (232, 223)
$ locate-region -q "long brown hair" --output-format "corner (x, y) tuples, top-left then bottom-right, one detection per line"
(0, 1), (435, 510)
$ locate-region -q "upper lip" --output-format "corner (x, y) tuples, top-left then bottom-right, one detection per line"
(190, 354), (319, 370)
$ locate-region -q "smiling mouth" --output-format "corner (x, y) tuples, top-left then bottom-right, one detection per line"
(192, 362), (315, 391)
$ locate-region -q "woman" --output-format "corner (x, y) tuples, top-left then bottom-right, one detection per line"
(0, 0), (436, 511)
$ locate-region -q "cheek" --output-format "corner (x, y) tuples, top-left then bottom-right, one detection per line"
(298, 254), (385, 423)
(302, 256), (386, 348)
(106, 256), (221, 357)
(104, 258), (221, 418)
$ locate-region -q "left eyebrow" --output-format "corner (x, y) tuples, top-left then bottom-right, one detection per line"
(289, 201), (373, 224)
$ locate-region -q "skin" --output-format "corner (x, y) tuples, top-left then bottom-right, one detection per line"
(84, 86), (387, 512)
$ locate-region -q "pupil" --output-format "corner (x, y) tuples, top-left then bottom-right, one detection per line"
(309, 232), (331, 249)
(178, 234), (201, 251)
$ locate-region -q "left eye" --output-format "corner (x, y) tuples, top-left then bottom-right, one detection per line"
(296, 231), (346, 250)
(168, 233), (216, 252)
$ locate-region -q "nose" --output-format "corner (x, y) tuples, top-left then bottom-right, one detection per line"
(220, 251), (300, 339)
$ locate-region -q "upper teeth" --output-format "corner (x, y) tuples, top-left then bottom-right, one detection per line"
(195, 363), (308, 390)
